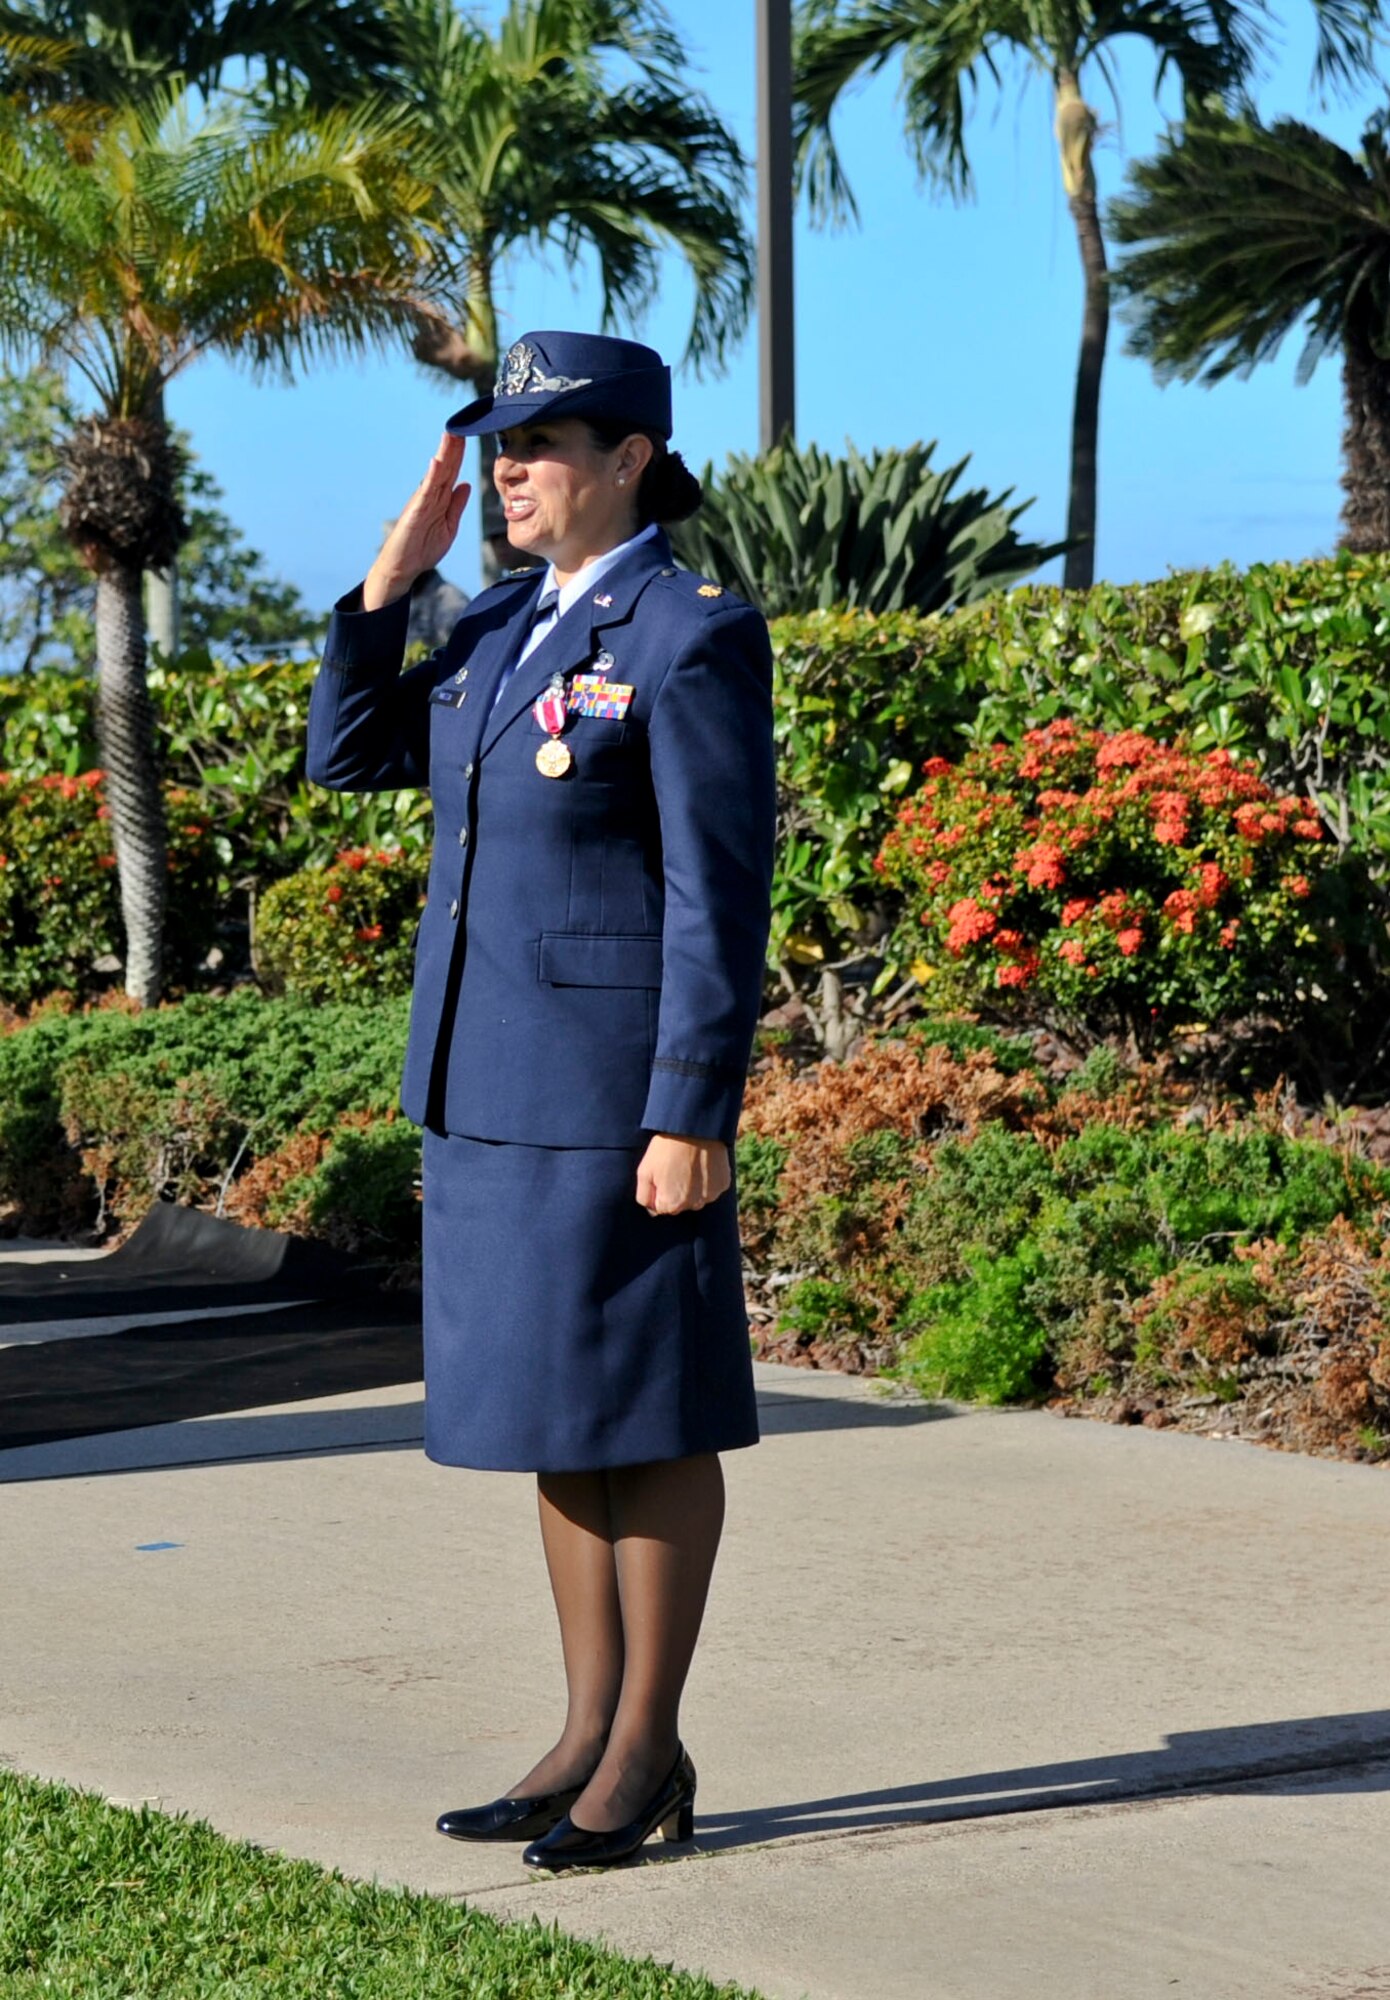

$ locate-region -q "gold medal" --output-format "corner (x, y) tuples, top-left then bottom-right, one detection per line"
(536, 738), (573, 778)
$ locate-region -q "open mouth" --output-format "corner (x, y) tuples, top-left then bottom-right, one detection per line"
(503, 497), (536, 521)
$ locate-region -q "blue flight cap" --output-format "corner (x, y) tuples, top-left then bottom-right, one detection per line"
(445, 330), (673, 440)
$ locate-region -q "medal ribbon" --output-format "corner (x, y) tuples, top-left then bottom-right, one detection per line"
(532, 673), (568, 739)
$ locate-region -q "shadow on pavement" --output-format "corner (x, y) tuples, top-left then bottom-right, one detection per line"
(754, 1387), (950, 1434)
(0, 1337), (944, 1476)
(0, 1294), (424, 1455)
(692, 1712), (1390, 1850)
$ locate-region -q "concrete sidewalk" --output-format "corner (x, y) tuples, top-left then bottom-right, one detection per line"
(2, 1336), (1388, 1998)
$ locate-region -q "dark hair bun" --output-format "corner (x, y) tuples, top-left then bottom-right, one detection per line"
(641, 447), (702, 526)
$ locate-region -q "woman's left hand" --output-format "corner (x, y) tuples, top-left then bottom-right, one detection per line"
(636, 1135), (731, 1215)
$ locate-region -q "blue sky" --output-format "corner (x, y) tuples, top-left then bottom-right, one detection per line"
(170, 0), (1381, 610)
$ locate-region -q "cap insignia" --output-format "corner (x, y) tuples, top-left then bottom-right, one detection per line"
(697, 583), (724, 598)
(496, 339), (594, 398)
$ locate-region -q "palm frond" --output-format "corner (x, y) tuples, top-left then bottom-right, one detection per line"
(381, 0), (751, 372)
(0, 87), (456, 409)
(1109, 106), (1390, 384)
(794, 1), (931, 224)
(1304, 0), (1381, 100)
(0, 0), (400, 106)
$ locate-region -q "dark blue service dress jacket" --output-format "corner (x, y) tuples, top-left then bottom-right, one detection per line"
(305, 531), (775, 1150)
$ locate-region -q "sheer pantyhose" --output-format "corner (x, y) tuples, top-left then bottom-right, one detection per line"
(510, 1453), (726, 1832)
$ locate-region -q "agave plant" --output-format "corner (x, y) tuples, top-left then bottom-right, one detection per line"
(671, 437), (1062, 618)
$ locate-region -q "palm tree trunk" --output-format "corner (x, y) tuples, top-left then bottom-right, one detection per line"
(94, 563), (167, 1007)
(1339, 320), (1390, 552)
(145, 564), (180, 657)
(143, 383), (181, 656)
(1055, 73), (1108, 592)
(473, 374), (506, 589)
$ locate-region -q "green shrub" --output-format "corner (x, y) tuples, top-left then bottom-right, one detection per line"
(671, 437), (1059, 619)
(733, 1131), (786, 1224)
(256, 846), (427, 1002)
(147, 648), (433, 887)
(765, 608), (973, 1021)
(904, 1018), (1039, 1074)
(900, 1245), (1052, 1403)
(0, 650), (431, 905)
(0, 771), (219, 1004)
(268, 1118), (421, 1252)
(877, 721), (1347, 1041)
(898, 1126), (1055, 1289)
(761, 555), (1390, 1045)
(738, 1031), (1390, 1407)
(9, 554), (1390, 1051)
(779, 1273), (899, 1352)
(0, 989), (409, 1232)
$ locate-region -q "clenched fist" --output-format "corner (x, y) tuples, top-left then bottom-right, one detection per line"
(636, 1135), (731, 1216)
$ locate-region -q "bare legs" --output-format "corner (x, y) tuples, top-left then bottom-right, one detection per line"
(509, 1453), (726, 1831)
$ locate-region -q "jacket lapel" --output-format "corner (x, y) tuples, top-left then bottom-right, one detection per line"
(479, 531), (671, 757)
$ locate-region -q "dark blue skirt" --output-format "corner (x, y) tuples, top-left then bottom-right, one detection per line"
(420, 1131), (760, 1472)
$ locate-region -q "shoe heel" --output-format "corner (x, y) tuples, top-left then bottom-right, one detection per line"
(661, 1797), (694, 1843)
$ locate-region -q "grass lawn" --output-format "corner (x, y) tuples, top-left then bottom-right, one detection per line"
(0, 1772), (763, 1999)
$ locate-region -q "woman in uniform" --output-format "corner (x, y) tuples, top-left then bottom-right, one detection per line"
(306, 331), (775, 1871)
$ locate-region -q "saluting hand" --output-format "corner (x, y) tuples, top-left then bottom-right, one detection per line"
(363, 433), (471, 612)
(636, 1135), (731, 1216)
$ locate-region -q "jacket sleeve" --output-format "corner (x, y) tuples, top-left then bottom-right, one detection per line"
(306, 586), (446, 792)
(640, 600), (775, 1146)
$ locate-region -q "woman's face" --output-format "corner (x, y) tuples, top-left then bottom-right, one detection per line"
(493, 419), (648, 575)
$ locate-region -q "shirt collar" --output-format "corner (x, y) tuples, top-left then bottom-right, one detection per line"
(540, 523), (660, 621)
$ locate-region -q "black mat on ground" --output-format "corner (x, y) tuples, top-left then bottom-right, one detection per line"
(0, 1290), (423, 1452)
(0, 1202), (364, 1320)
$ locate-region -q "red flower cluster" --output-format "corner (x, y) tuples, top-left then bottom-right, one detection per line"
(877, 722), (1338, 1018)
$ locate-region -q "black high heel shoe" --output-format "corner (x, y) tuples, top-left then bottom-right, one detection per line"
(436, 1779), (589, 1844)
(521, 1745), (696, 1870)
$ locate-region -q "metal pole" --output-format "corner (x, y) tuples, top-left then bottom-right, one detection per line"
(756, 0), (795, 451)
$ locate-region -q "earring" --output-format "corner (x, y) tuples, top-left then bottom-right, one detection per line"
(617, 476), (626, 486)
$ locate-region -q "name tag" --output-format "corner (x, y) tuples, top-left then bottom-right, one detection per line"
(568, 673), (634, 720)
(430, 684), (467, 708)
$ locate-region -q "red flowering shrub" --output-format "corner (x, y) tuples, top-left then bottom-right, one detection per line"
(0, 770), (219, 1005)
(256, 846), (428, 1003)
(876, 723), (1343, 1034)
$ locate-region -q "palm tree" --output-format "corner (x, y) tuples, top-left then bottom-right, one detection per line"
(793, 0), (1381, 590)
(381, 0), (752, 577)
(1111, 106), (1390, 552)
(0, 0), (405, 653)
(0, 90), (451, 1004)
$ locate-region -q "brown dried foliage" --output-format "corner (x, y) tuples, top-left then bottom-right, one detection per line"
(743, 1039), (1037, 1155)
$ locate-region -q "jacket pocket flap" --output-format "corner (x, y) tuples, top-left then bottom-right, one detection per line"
(538, 932), (663, 988)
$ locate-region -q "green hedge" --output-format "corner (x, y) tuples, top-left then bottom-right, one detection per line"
(0, 772), (221, 1005)
(0, 991), (411, 1240)
(768, 554), (1390, 1046)
(0, 649), (430, 898)
(7, 555), (1390, 1037)
(256, 845), (427, 1002)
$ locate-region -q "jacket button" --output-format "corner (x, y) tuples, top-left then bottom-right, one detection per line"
(457, 825), (469, 846)
(463, 761), (475, 779)
(449, 897), (459, 920)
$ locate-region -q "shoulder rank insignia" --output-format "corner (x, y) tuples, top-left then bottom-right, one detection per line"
(697, 583), (724, 598)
